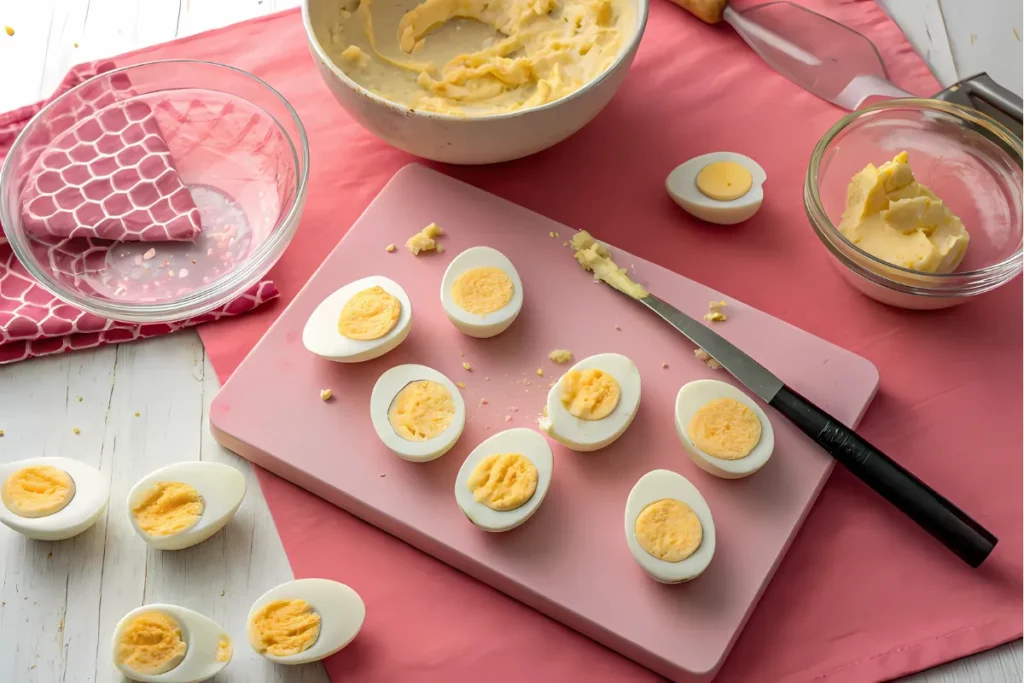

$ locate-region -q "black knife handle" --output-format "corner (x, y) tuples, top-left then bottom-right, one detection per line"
(769, 386), (998, 567)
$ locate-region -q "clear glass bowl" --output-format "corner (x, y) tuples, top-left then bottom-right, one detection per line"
(805, 98), (1022, 309)
(0, 60), (308, 323)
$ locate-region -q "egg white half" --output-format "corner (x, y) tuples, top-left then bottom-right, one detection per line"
(111, 604), (231, 683)
(666, 152), (766, 225)
(370, 364), (467, 462)
(675, 379), (775, 479)
(454, 428), (553, 532)
(127, 461), (246, 551)
(624, 469), (716, 584)
(0, 457), (108, 541)
(302, 275), (412, 362)
(440, 246), (524, 339)
(247, 578), (365, 665)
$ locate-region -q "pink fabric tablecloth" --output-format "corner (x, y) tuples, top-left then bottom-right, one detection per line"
(101, 3), (1021, 681)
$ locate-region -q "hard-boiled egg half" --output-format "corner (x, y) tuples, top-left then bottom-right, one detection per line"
(247, 579), (365, 665)
(625, 470), (716, 584)
(0, 457), (109, 541)
(675, 379), (775, 479)
(454, 428), (553, 532)
(303, 275), (412, 362)
(127, 462), (246, 551)
(666, 152), (766, 225)
(539, 353), (641, 452)
(112, 604), (232, 683)
(370, 364), (466, 462)
(440, 246), (523, 338)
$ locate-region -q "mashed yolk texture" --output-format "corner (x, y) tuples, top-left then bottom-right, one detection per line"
(249, 599), (322, 657)
(570, 230), (648, 299)
(389, 380), (456, 440)
(561, 368), (620, 420)
(696, 161), (752, 201)
(452, 266), (514, 315)
(548, 348), (572, 364)
(406, 222), (443, 254)
(338, 285), (402, 340)
(217, 636), (233, 662)
(2, 465), (75, 518)
(687, 398), (762, 460)
(116, 611), (187, 675)
(467, 453), (538, 510)
(635, 498), (702, 563)
(132, 482), (204, 537)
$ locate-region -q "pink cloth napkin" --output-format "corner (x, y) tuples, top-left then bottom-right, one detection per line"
(102, 4), (1020, 683)
(0, 63), (279, 364)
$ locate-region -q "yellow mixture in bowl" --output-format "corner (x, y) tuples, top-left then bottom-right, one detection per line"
(322, 0), (633, 115)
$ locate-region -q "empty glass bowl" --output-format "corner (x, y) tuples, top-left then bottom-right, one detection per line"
(0, 60), (308, 323)
(805, 98), (1022, 309)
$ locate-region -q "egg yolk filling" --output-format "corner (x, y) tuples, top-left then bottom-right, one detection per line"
(467, 453), (538, 511)
(248, 599), (321, 657)
(116, 611), (187, 675)
(388, 380), (456, 440)
(451, 266), (514, 315)
(132, 481), (204, 537)
(687, 398), (762, 460)
(2, 465), (75, 518)
(696, 161), (753, 201)
(337, 285), (402, 340)
(635, 498), (703, 563)
(217, 636), (233, 662)
(561, 368), (620, 420)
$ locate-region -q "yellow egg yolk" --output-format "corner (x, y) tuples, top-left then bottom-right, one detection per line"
(570, 230), (648, 299)
(132, 481), (204, 537)
(695, 161), (753, 201)
(217, 636), (233, 662)
(467, 453), (538, 511)
(248, 599), (321, 657)
(548, 349), (572, 364)
(451, 266), (514, 315)
(687, 397), (762, 460)
(337, 285), (402, 341)
(388, 380), (456, 440)
(406, 222), (443, 255)
(1, 465), (75, 518)
(635, 498), (703, 563)
(561, 368), (620, 420)
(116, 611), (187, 675)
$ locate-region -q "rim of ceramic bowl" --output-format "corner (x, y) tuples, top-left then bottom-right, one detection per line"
(301, 0), (651, 123)
(0, 59), (310, 323)
(805, 97), (1023, 298)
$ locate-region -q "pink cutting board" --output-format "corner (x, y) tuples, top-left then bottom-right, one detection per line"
(210, 164), (879, 682)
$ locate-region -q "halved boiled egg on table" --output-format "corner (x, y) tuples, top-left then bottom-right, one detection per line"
(0, 457), (109, 541)
(666, 152), (766, 225)
(454, 428), (553, 532)
(303, 275), (412, 362)
(112, 604), (232, 683)
(675, 379), (775, 479)
(371, 364), (467, 462)
(440, 246), (523, 338)
(127, 461), (246, 551)
(539, 353), (641, 452)
(625, 469), (716, 583)
(247, 578), (365, 665)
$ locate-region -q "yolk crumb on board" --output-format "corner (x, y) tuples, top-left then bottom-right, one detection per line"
(548, 349), (572, 364)
(462, 362), (472, 371)
(4, 26), (14, 37)
(385, 244), (396, 253)
(406, 222), (444, 255)
(456, 381), (466, 389)
(320, 389), (333, 401)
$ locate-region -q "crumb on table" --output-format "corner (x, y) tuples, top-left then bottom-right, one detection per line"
(456, 381), (466, 389)
(4, 26), (14, 37)
(548, 349), (572, 364)
(72, 427), (81, 435)
(535, 368), (544, 377)
(703, 311), (727, 323)
(385, 244), (396, 253)
(320, 388), (333, 401)
(462, 362), (472, 371)
(694, 348), (723, 370)
(661, 362), (669, 369)
(406, 222), (444, 255)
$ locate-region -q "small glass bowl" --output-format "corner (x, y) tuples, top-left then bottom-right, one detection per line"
(805, 98), (1022, 310)
(0, 60), (309, 323)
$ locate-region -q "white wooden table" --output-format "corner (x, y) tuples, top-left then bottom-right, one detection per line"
(0, 1), (1021, 681)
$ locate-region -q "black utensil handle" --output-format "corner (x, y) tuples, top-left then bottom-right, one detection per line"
(769, 386), (998, 567)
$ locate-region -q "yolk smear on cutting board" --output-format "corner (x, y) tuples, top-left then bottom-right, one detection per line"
(570, 230), (648, 298)
(467, 453), (538, 510)
(337, 286), (402, 340)
(687, 398), (761, 460)
(248, 600), (321, 657)
(132, 482), (204, 537)
(452, 266), (514, 314)
(2, 466), (76, 518)
(634, 498), (703, 562)
(560, 368), (620, 420)
(389, 380), (456, 440)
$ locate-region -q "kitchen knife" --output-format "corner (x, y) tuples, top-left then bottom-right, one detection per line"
(629, 290), (998, 568)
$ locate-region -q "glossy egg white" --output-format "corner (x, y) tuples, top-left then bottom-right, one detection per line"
(302, 275), (412, 362)
(370, 364), (466, 462)
(454, 428), (553, 532)
(675, 379), (775, 479)
(625, 469), (716, 584)
(666, 152), (766, 225)
(440, 247), (524, 338)
(111, 604), (232, 683)
(247, 579), (365, 665)
(0, 457), (109, 541)
(539, 353), (641, 452)
(127, 462), (246, 551)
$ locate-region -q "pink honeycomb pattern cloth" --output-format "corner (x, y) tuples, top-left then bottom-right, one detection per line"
(0, 62), (279, 364)
(16, 65), (202, 242)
